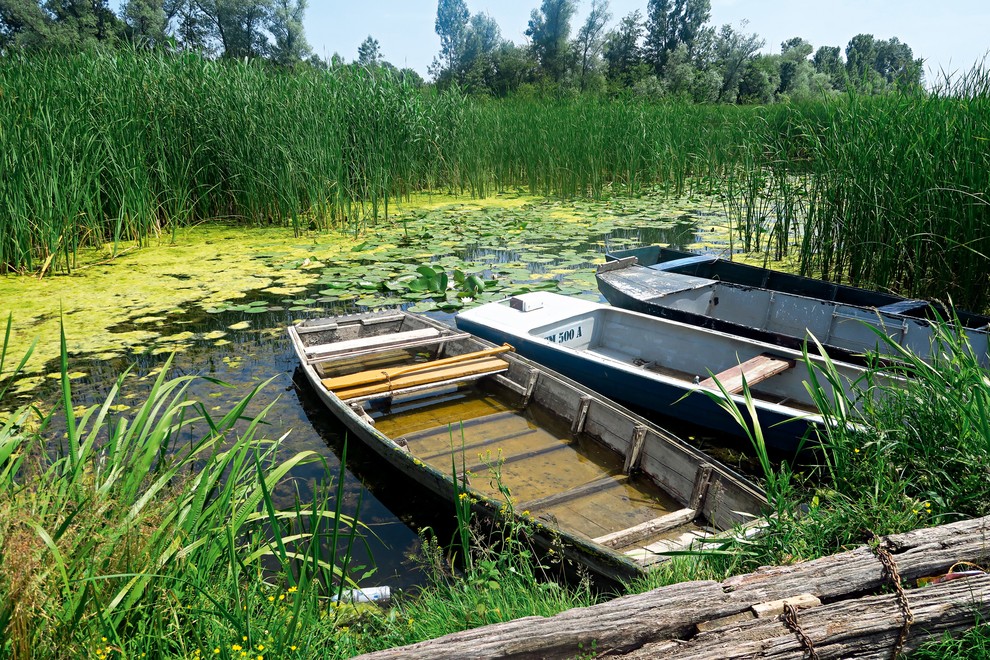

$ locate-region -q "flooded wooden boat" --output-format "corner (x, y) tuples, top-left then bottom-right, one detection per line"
(597, 246), (990, 367)
(288, 310), (766, 583)
(456, 292), (885, 452)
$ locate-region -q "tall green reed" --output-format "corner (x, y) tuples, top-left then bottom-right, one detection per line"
(0, 322), (370, 657)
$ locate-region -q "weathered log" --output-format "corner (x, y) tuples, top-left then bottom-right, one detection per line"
(627, 574), (990, 659)
(355, 515), (990, 659)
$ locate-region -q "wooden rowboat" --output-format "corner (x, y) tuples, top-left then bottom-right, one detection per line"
(288, 310), (766, 584)
(597, 246), (990, 367)
(456, 292), (886, 452)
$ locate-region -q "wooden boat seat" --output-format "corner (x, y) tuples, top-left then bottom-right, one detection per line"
(593, 507), (697, 549)
(305, 328), (444, 361)
(323, 346), (513, 401)
(699, 353), (795, 395)
(875, 299), (929, 315)
(651, 254), (717, 272)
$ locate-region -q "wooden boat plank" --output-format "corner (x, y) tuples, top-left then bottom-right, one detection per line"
(519, 474), (628, 513)
(625, 529), (707, 566)
(593, 507), (697, 549)
(698, 353), (795, 394)
(418, 419), (537, 460)
(322, 346), (513, 390)
(327, 357), (510, 400)
(305, 327), (441, 357)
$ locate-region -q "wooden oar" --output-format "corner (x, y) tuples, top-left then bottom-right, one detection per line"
(322, 344), (514, 391)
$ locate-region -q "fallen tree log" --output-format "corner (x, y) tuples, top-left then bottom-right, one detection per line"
(356, 515), (990, 659)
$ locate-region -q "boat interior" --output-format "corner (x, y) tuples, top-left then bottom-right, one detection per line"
(292, 313), (765, 566)
(528, 307), (872, 413)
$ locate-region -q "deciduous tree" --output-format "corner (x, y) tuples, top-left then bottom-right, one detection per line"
(525, 0), (576, 83)
(644, 0), (710, 73)
(574, 0), (610, 91)
(603, 9), (644, 89)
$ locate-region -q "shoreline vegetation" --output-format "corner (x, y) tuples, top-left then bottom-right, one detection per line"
(3, 307), (990, 657)
(1, 51), (988, 310)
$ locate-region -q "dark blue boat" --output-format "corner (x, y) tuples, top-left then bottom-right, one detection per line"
(597, 246), (990, 367)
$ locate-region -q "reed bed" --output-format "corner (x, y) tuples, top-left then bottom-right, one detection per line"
(2, 50), (988, 308)
(728, 79), (990, 310)
(0, 50), (450, 273)
(0, 325), (371, 658)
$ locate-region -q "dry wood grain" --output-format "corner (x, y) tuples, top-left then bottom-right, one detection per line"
(356, 516), (990, 659)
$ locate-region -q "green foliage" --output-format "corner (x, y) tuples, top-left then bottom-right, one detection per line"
(525, 0), (577, 84)
(0, 323), (369, 657)
(913, 623), (990, 659)
(703, 321), (990, 575)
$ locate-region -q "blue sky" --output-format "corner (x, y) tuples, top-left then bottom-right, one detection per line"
(305, 0), (990, 81)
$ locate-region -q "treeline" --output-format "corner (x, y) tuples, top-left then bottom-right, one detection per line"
(431, 0), (924, 101)
(0, 1), (924, 102)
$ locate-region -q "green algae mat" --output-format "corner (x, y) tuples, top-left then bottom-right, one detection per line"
(1, 190), (746, 398)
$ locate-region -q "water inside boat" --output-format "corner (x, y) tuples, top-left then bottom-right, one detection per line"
(370, 385), (683, 544)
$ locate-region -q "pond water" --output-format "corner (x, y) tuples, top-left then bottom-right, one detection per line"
(1, 191), (750, 592)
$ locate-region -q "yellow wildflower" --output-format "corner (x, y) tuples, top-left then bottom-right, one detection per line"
(287, 586), (298, 593)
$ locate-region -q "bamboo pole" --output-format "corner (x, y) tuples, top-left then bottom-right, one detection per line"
(322, 344), (514, 391)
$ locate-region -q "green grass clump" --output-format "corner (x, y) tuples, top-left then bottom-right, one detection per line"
(0, 323), (369, 658)
(913, 623), (990, 659)
(702, 319), (990, 572)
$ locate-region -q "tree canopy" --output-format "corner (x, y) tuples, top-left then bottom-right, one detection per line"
(0, 0), (928, 99)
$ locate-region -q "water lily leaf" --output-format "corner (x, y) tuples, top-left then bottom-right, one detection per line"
(407, 279), (430, 292)
(351, 241), (369, 252)
(416, 265), (440, 279)
(436, 300), (463, 312)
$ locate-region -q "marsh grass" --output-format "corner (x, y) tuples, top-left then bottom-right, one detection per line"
(0, 323), (372, 658)
(5, 50), (988, 310)
(700, 317), (990, 574)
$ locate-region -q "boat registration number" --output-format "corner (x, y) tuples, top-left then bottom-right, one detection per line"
(542, 320), (591, 346)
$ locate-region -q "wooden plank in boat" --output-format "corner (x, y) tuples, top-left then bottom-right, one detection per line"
(328, 357), (509, 400)
(322, 346), (513, 390)
(305, 328), (441, 359)
(519, 474), (629, 513)
(593, 507), (697, 549)
(698, 353), (795, 395)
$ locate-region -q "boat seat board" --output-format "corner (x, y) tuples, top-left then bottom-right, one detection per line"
(699, 353), (795, 394)
(651, 254), (718, 271)
(327, 357), (510, 400)
(875, 299), (930, 315)
(592, 507), (697, 549)
(305, 328), (442, 359)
